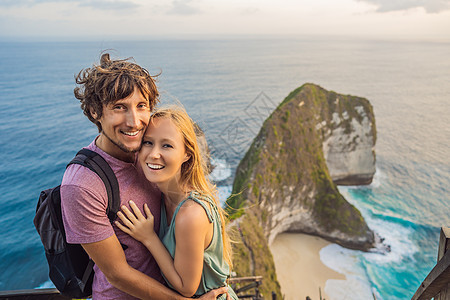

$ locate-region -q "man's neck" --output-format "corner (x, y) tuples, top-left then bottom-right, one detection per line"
(95, 135), (135, 163)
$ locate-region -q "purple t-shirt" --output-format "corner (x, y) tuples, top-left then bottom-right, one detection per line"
(61, 139), (163, 299)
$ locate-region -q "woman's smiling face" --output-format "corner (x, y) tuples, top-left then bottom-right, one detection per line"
(138, 117), (190, 187)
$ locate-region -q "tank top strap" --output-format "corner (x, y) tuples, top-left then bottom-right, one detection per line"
(187, 191), (215, 223)
(173, 196), (191, 218)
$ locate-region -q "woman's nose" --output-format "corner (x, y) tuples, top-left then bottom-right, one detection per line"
(149, 147), (161, 159)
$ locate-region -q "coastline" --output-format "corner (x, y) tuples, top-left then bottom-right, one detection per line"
(270, 233), (345, 300)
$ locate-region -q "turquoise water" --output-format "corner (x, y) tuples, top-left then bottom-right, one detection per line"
(335, 184), (441, 298)
(0, 38), (448, 298)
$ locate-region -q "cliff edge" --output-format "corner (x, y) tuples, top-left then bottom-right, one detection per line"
(227, 83), (376, 298)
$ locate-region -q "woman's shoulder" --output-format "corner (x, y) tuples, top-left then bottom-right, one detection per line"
(176, 192), (212, 226)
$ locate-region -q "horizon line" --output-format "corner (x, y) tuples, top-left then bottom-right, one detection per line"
(1, 33), (450, 43)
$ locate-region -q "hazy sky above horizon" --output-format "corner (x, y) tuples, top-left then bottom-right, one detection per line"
(0, 0), (449, 40)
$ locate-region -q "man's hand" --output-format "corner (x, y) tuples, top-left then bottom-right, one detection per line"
(198, 286), (229, 300)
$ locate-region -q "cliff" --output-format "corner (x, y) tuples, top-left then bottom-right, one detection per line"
(321, 92), (376, 185)
(226, 83), (376, 298)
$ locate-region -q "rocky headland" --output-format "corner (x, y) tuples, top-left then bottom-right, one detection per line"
(226, 83), (377, 298)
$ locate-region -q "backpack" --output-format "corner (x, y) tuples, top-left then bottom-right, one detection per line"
(33, 148), (120, 299)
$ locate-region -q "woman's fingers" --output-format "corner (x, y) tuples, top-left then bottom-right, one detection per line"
(129, 200), (145, 220)
(115, 220), (132, 235)
(117, 210), (134, 228)
(121, 205), (138, 223)
(144, 203), (153, 219)
(117, 201), (155, 237)
(198, 286), (228, 300)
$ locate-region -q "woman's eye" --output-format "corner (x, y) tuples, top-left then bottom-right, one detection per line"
(143, 141), (153, 146)
(163, 144), (173, 148)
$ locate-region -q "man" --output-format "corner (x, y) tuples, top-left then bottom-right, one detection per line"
(60, 53), (227, 299)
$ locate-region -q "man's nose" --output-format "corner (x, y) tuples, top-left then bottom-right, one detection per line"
(125, 108), (140, 128)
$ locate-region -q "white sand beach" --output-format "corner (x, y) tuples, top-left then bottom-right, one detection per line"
(270, 233), (345, 300)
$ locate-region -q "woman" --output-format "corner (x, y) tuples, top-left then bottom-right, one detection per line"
(115, 106), (238, 299)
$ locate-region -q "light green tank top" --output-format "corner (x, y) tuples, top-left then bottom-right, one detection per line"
(159, 191), (238, 300)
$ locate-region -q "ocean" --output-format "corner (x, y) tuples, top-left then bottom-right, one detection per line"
(0, 37), (448, 299)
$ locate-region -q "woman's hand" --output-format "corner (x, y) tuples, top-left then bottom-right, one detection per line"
(115, 201), (157, 244)
(198, 286), (229, 300)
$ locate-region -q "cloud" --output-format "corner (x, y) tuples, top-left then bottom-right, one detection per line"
(356, 0), (450, 13)
(0, 0), (29, 6)
(166, 0), (201, 15)
(0, 0), (139, 11)
(79, 0), (139, 11)
(241, 7), (260, 15)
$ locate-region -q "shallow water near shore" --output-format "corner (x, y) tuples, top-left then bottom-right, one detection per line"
(0, 37), (448, 298)
(270, 233), (345, 300)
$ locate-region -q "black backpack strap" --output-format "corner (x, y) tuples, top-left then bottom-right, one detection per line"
(81, 259), (95, 291)
(64, 149), (126, 294)
(67, 148), (120, 223)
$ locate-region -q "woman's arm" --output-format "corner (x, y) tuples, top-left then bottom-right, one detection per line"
(116, 200), (211, 297)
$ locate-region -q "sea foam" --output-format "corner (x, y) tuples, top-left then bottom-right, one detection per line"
(209, 157), (232, 182)
(320, 244), (375, 300)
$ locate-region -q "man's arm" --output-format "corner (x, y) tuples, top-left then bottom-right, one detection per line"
(82, 234), (183, 300)
(83, 235), (228, 300)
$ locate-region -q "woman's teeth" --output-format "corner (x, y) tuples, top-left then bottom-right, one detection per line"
(148, 164), (164, 170)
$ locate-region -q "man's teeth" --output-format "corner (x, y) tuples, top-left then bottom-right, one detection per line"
(123, 131), (139, 136)
(147, 164), (164, 170)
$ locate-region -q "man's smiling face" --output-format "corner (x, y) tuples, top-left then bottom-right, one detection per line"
(93, 87), (151, 162)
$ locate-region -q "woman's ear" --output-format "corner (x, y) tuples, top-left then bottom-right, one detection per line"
(183, 154), (191, 163)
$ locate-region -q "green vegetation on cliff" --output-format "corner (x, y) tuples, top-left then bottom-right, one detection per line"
(229, 215), (281, 299)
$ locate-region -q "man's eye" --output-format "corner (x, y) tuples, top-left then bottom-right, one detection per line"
(138, 103), (149, 109)
(113, 105), (125, 110)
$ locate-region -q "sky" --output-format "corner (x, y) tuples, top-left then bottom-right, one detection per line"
(0, 0), (449, 40)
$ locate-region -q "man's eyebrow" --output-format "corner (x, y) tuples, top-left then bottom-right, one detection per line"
(109, 98), (149, 105)
(109, 100), (126, 106)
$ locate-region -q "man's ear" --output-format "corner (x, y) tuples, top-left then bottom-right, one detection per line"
(90, 108), (98, 120)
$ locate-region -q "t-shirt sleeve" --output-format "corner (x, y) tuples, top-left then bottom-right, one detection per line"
(60, 167), (115, 244)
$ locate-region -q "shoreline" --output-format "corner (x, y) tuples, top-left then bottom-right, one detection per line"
(269, 233), (345, 300)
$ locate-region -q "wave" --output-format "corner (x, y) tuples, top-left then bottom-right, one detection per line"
(217, 185), (232, 207)
(320, 244), (376, 300)
(319, 210), (417, 299)
(209, 157), (232, 182)
(369, 167), (385, 189)
(318, 207), (418, 299)
(36, 280), (54, 289)
(209, 155), (234, 207)
(331, 183), (440, 299)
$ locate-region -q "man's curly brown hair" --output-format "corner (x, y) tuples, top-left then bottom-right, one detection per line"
(74, 53), (160, 132)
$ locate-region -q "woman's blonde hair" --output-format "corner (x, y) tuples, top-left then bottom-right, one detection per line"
(150, 105), (233, 268)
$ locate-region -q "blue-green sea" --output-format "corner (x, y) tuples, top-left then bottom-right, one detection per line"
(0, 37), (448, 299)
